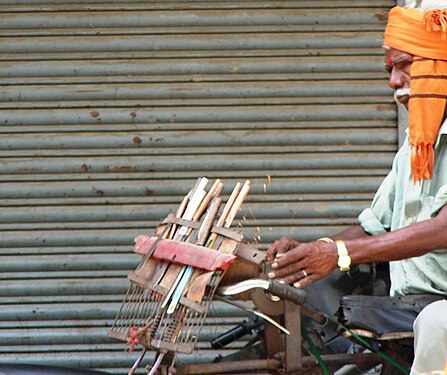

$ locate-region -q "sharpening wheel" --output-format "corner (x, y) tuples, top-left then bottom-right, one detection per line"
(251, 260), (284, 315)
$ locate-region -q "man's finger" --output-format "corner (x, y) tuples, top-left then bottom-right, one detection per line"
(293, 274), (313, 289)
(272, 249), (305, 270)
(268, 238), (285, 254)
(268, 258), (306, 280)
(270, 236), (299, 257)
(299, 269), (308, 279)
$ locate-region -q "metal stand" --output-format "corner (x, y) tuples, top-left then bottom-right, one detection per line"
(176, 290), (383, 375)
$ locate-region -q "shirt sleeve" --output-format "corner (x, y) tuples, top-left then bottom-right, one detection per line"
(358, 151), (400, 235)
(431, 184), (447, 217)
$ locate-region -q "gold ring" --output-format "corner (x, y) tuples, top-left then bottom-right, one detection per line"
(303, 270), (308, 278)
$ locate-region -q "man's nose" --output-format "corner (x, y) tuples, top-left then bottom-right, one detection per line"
(388, 68), (404, 90)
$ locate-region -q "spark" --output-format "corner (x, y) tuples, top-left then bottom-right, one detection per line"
(247, 206), (256, 220)
(264, 175), (272, 193)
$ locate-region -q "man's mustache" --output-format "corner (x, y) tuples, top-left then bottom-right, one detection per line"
(394, 88), (410, 102)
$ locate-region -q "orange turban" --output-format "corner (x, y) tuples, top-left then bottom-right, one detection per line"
(384, 6), (447, 181)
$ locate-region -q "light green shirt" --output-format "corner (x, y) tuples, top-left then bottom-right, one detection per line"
(358, 120), (447, 297)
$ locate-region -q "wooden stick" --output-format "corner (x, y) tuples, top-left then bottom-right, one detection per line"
(197, 196), (222, 246)
(167, 194), (189, 239)
(193, 179), (222, 221)
(210, 180), (251, 250)
(176, 177), (208, 238)
(167, 177), (201, 240)
(166, 195), (222, 314)
(181, 179), (223, 241)
(224, 180), (251, 228)
(162, 182), (223, 311)
(217, 182), (242, 227)
(154, 178), (208, 287)
(205, 182), (242, 248)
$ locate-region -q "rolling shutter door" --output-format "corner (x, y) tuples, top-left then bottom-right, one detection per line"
(0, 1), (396, 373)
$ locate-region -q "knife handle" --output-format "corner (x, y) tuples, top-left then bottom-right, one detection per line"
(268, 280), (307, 306)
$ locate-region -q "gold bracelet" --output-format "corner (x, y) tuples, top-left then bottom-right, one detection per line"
(316, 237), (334, 243)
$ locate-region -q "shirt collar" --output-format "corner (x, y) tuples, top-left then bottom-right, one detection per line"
(438, 117), (447, 136)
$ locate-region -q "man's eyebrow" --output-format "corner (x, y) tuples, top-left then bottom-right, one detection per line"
(386, 55), (413, 66)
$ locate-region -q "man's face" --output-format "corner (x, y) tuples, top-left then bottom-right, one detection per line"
(385, 48), (413, 109)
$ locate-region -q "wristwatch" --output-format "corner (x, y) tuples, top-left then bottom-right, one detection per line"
(335, 240), (351, 271)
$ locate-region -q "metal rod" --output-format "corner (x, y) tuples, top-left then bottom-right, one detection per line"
(214, 295), (289, 335)
(176, 354), (381, 375)
(176, 359), (282, 374)
(147, 351), (166, 375)
(128, 349), (147, 375)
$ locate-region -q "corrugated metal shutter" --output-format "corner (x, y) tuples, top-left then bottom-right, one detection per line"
(0, 1), (396, 373)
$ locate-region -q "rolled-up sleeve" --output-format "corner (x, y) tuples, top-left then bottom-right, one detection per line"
(358, 208), (388, 235)
(431, 184), (447, 217)
(358, 158), (398, 235)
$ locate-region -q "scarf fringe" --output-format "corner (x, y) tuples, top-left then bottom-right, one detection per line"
(411, 143), (434, 182)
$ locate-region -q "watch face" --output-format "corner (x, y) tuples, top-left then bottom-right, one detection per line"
(338, 255), (351, 269)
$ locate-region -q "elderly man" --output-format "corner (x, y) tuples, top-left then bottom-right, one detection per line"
(267, 3), (447, 374)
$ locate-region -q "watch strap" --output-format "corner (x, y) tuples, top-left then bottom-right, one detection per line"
(335, 240), (351, 271)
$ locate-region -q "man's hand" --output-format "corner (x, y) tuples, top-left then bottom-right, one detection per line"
(266, 236), (301, 260)
(267, 240), (338, 288)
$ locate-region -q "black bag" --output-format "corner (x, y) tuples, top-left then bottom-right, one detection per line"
(337, 294), (445, 336)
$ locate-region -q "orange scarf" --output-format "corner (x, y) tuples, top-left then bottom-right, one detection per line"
(384, 7), (447, 181)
